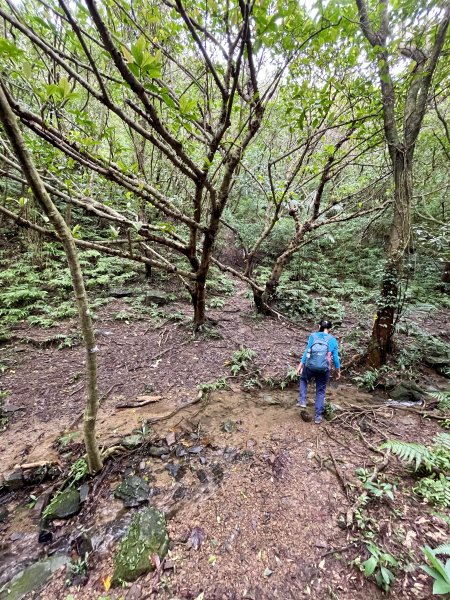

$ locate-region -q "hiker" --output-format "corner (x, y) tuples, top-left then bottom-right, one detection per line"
(295, 319), (341, 424)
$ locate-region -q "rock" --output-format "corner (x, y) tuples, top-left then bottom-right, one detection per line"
(114, 475), (150, 508)
(2, 470), (24, 491)
(221, 420), (237, 433)
(211, 463), (224, 483)
(110, 289), (134, 298)
(196, 470), (208, 483)
(173, 485), (186, 501)
(73, 532), (93, 559)
(261, 393), (280, 405)
(45, 488), (81, 520)
(424, 355), (450, 377)
(187, 526), (206, 550)
(112, 507), (169, 584)
(148, 446), (170, 458)
(390, 382), (425, 403)
(121, 434), (144, 449)
(188, 445), (203, 454)
(165, 464), (187, 481)
(300, 410), (313, 422)
(175, 445), (187, 458)
(144, 290), (170, 306)
(0, 554), (68, 600)
(38, 529), (52, 544)
(79, 483), (89, 503)
(31, 491), (52, 520)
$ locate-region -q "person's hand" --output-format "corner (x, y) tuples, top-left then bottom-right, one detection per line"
(296, 364), (304, 377)
(336, 369), (341, 380)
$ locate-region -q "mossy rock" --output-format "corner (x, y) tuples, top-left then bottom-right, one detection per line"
(113, 507), (169, 584)
(390, 382), (424, 403)
(0, 555), (68, 600)
(45, 488), (80, 520)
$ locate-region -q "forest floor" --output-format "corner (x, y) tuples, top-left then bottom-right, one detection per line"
(0, 280), (449, 600)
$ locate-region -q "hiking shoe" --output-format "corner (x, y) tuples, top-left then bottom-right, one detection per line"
(314, 416), (322, 424)
(297, 401), (306, 408)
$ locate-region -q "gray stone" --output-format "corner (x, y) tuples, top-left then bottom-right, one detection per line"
(390, 382), (424, 403)
(45, 488), (81, 520)
(148, 446), (169, 457)
(424, 355), (450, 377)
(114, 476), (150, 508)
(2, 470), (24, 491)
(110, 289), (134, 298)
(144, 290), (170, 306)
(113, 507), (169, 584)
(0, 554), (68, 600)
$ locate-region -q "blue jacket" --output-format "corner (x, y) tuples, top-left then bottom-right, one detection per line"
(301, 332), (340, 369)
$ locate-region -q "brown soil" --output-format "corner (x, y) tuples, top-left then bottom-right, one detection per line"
(1, 283), (449, 600)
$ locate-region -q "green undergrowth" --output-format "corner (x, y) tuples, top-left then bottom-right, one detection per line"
(349, 433), (450, 594)
(0, 244), (156, 330)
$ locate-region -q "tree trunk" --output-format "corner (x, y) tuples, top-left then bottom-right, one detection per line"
(367, 148), (412, 367)
(0, 83), (103, 473)
(442, 261), (450, 285)
(192, 277), (206, 329)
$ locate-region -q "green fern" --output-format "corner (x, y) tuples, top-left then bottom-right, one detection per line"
(414, 475), (450, 508)
(434, 433), (450, 450)
(433, 542), (450, 556)
(380, 440), (433, 470)
(430, 391), (450, 412)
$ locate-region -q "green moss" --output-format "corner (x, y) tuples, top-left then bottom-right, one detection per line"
(113, 507), (169, 584)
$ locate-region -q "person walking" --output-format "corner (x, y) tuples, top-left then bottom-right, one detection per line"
(295, 319), (341, 424)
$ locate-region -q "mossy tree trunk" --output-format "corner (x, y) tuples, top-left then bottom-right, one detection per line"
(0, 82), (103, 473)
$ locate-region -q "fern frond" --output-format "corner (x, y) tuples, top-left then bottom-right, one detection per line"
(434, 433), (450, 450)
(380, 440), (432, 470)
(432, 542), (450, 556)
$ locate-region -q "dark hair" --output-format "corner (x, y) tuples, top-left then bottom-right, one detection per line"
(319, 319), (332, 331)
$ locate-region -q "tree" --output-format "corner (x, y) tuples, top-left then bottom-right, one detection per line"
(0, 82), (103, 473)
(0, 0), (315, 328)
(353, 0), (450, 366)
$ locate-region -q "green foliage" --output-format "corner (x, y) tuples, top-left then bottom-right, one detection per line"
(198, 378), (229, 396)
(421, 544), (450, 595)
(353, 369), (379, 391)
(355, 468), (395, 501)
(380, 439), (434, 471)
(207, 297), (225, 309)
(431, 391), (450, 412)
(360, 543), (398, 593)
(68, 458), (89, 485)
(414, 475), (450, 508)
(381, 434), (450, 507)
(58, 432), (80, 449)
(229, 348), (257, 375)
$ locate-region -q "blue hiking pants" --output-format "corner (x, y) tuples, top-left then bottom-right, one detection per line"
(299, 367), (330, 419)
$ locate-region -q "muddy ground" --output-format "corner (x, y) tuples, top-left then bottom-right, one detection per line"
(1, 283), (449, 599)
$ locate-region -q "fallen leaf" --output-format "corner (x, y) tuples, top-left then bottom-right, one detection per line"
(319, 559), (326, 570)
(208, 554), (217, 566)
(195, 593), (205, 600)
(405, 530), (417, 548)
(166, 431), (176, 446)
(263, 567), (273, 577)
(102, 575), (112, 591)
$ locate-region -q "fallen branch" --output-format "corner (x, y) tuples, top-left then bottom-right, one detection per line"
(146, 391), (204, 425)
(116, 396), (162, 409)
